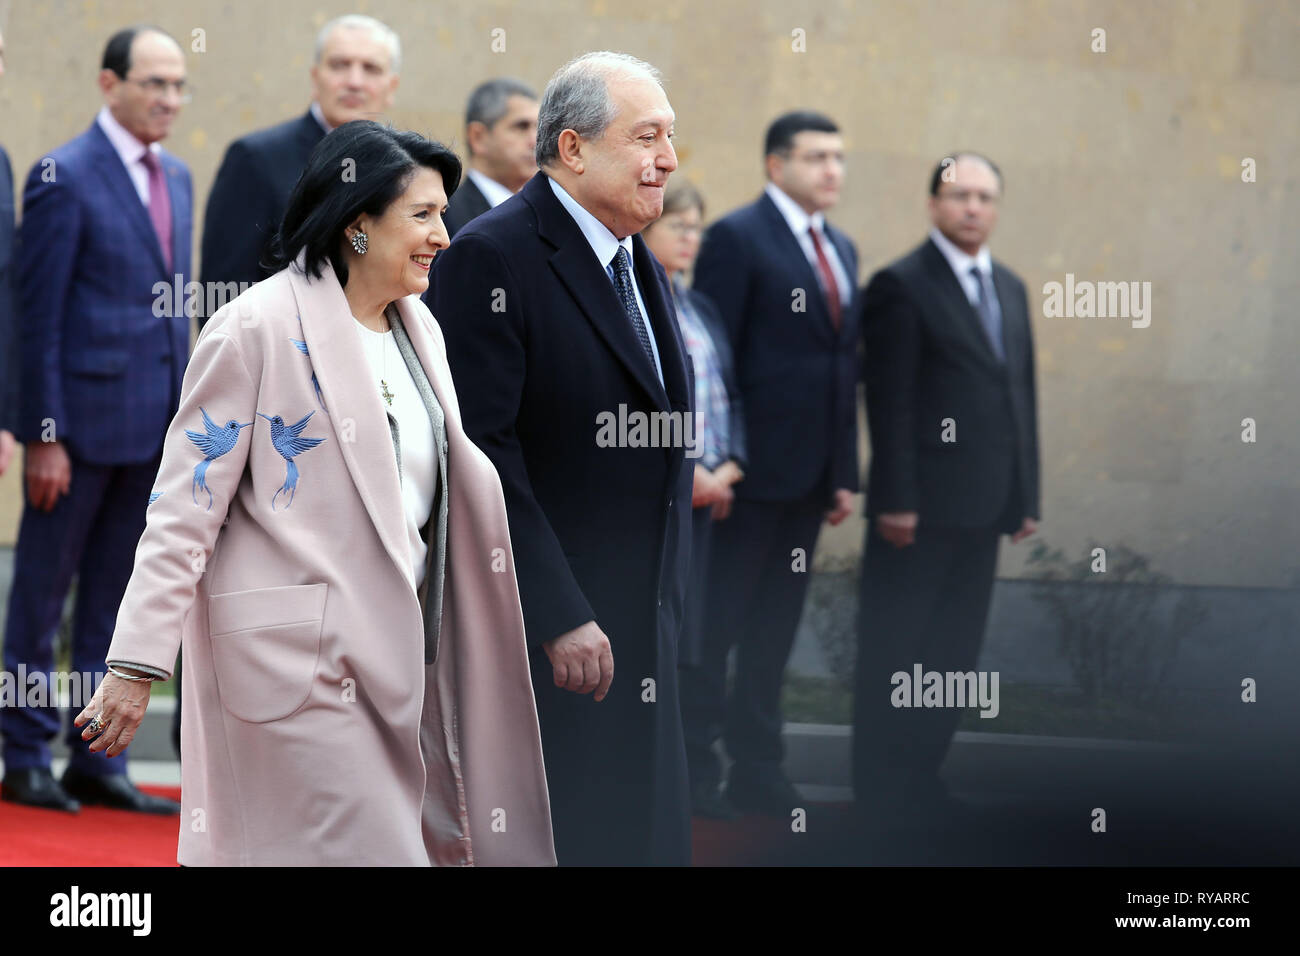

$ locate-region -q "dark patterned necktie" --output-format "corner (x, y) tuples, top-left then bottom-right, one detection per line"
(970, 265), (1005, 361)
(609, 247), (657, 370)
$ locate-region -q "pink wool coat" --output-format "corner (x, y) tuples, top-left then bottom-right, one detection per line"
(106, 259), (555, 866)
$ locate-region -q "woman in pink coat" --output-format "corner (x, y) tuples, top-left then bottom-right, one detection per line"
(75, 122), (555, 866)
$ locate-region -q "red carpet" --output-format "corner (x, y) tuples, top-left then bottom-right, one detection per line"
(0, 787), (839, 865)
(0, 786), (182, 867)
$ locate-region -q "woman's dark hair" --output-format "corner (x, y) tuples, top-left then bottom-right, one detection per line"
(267, 121), (462, 287)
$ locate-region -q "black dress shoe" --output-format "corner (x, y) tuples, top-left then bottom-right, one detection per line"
(61, 767), (180, 815)
(725, 769), (804, 817)
(1, 767), (81, 813)
(691, 782), (739, 820)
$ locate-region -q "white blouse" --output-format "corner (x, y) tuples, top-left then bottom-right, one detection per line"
(355, 319), (436, 588)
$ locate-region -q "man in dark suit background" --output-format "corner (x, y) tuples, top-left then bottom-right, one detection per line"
(685, 112), (860, 818)
(198, 14), (399, 328)
(439, 77), (538, 239)
(429, 52), (693, 866)
(854, 152), (1039, 824)
(0, 25), (192, 814)
(0, 26), (18, 479)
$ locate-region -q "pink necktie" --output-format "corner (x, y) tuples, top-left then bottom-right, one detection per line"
(142, 151), (173, 272)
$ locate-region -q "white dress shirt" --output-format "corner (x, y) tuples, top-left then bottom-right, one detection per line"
(547, 175), (664, 385)
(928, 226), (996, 306)
(355, 320), (435, 589)
(763, 181), (852, 307)
(467, 168), (516, 208)
(309, 101), (333, 133)
(96, 106), (162, 207)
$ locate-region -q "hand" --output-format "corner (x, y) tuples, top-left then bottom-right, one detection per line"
(712, 460), (744, 488)
(74, 669), (155, 758)
(543, 621), (614, 701)
(691, 464), (724, 508)
(877, 510), (918, 548)
(1011, 517), (1038, 544)
(0, 430), (15, 477)
(24, 440), (71, 512)
(710, 479), (735, 521)
(825, 488), (854, 526)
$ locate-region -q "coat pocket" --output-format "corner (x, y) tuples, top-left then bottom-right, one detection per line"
(208, 583), (328, 723)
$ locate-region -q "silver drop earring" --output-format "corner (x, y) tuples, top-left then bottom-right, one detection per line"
(351, 231), (368, 255)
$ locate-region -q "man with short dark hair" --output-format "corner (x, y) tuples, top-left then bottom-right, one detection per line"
(853, 152), (1039, 824)
(687, 110), (860, 819)
(439, 77), (538, 238)
(198, 14), (400, 327)
(428, 51), (692, 866)
(0, 25), (191, 815)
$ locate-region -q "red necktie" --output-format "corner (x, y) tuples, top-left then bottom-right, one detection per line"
(808, 225), (842, 331)
(142, 151), (173, 272)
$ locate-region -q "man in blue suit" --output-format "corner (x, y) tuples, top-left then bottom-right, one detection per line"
(0, 26), (190, 814)
(428, 52), (693, 866)
(197, 14), (400, 330)
(687, 111), (860, 817)
(0, 26), (18, 478)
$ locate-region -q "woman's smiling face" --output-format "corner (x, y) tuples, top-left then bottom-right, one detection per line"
(347, 165), (451, 300)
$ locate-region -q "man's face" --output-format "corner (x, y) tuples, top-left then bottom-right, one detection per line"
(311, 26), (399, 127)
(472, 94), (539, 191)
(769, 131), (844, 214)
(100, 31), (187, 144)
(928, 157), (1001, 253)
(572, 75), (677, 239)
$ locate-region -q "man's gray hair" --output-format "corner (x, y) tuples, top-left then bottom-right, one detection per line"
(314, 14), (401, 75)
(535, 52), (662, 168)
(465, 77), (538, 152)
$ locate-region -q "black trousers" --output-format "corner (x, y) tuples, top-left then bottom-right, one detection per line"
(851, 519), (1001, 804)
(681, 492), (825, 790)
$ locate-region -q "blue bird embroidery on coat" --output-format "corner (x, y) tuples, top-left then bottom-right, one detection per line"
(185, 407), (253, 510)
(290, 336), (328, 413)
(258, 410), (326, 510)
(148, 491), (163, 505)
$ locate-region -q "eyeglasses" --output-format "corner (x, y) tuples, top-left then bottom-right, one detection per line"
(125, 76), (194, 104)
(659, 220), (702, 238)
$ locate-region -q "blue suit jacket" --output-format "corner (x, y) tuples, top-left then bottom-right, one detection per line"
(16, 121), (192, 463)
(693, 191), (861, 502)
(0, 145), (17, 433)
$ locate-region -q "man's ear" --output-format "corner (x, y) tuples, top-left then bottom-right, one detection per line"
(764, 152), (782, 184)
(466, 120), (489, 157)
(555, 129), (585, 175)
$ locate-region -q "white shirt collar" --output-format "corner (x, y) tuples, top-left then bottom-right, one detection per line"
(547, 175), (633, 270)
(309, 101), (334, 133)
(467, 168), (516, 208)
(929, 225), (992, 278)
(764, 181), (828, 239)
(96, 105), (160, 167)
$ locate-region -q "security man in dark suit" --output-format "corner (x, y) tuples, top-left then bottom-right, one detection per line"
(440, 78), (538, 239)
(854, 152), (1040, 824)
(428, 52), (693, 866)
(198, 14), (399, 328)
(689, 111), (860, 817)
